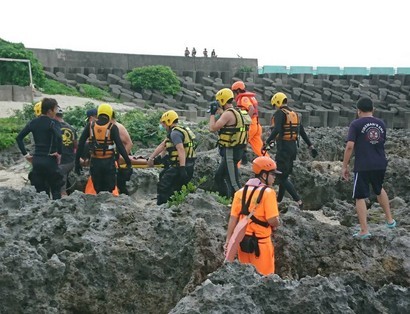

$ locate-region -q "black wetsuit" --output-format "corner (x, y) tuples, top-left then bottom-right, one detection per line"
(266, 107), (312, 202)
(16, 116), (63, 199)
(76, 117), (131, 193)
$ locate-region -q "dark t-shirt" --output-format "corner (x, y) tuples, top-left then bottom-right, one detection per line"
(346, 116), (388, 172)
(60, 121), (77, 164)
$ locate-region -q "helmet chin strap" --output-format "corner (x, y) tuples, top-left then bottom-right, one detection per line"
(257, 171), (269, 185)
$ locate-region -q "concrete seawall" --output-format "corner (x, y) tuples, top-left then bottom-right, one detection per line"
(29, 48), (258, 84)
(1, 48), (409, 129)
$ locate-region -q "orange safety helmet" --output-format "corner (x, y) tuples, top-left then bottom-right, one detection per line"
(252, 156), (281, 175)
(231, 81), (245, 91)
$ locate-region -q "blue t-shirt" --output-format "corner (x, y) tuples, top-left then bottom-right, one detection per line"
(346, 116), (388, 172)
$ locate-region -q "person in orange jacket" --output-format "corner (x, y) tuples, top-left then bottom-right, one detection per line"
(225, 156), (281, 275)
(232, 81), (268, 162)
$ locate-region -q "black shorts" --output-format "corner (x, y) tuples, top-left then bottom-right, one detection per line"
(352, 170), (385, 199)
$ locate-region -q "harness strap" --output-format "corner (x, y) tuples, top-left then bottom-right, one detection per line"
(240, 185), (270, 228)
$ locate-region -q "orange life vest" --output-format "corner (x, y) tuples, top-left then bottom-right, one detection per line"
(235, 92), (259, 118)
(89, 122), (115, 158)
(271, 108), (300, 141)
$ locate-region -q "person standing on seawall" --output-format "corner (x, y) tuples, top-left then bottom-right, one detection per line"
(342, 97), (396, 239)
(16, 98), (63, 200)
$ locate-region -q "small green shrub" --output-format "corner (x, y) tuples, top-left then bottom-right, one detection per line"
(120, 110), (165, 147)
(79, 84), (112, 100)
(13, 103), (36, 122)
(168, 182), (197, 207)
(209, 191), (232, 206)
(42, 79), (81, 96)
(0, 38), (45, 87)
(238, 66), (254, 73)
(63, 102), (98, 130)
(0, 116), (25, 149)
(126, 65), (181, 95)
(167, 176), (207, 207)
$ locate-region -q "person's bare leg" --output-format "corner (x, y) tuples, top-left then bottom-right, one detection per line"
(356, 198), (369, 234)
(377, 188), (394, 224)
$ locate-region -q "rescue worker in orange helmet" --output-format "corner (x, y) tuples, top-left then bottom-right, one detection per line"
(265, 92), (317, 209)
(225, 156), (281, 275)
(232, 80), (268, 162)
(75, 103), (132, 193)
(209, 88), (248, 198)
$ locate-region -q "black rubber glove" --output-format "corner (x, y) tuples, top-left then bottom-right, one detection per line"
(153, 155), (163, 165)
(75, 162), (83, 175)
(123, 165), (133, 181)
(179, 166), (189, 184)
(208, 101), (219, 115)
(310, 148), (318, 158)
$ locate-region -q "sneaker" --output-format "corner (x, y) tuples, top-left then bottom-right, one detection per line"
(353, 232), (372, 239)
(386, 219), (397, 229)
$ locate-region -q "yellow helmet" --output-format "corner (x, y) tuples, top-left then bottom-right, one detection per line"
(34, 101), (42, 117)
(160, 110), (179, 126)
(215, 88), (234, 106)
(97, 103), (113, 119)
(271, 92), (287, 108)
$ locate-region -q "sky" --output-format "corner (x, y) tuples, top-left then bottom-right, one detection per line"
(1, 0), (409, 69)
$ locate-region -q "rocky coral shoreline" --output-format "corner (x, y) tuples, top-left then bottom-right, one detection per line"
(0, 115), (409, 313)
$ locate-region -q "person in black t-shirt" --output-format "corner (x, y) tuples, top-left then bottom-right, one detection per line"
(55, 107), (77, 196)
(342, 97), (396, 239)
(16, 98), (64, 199)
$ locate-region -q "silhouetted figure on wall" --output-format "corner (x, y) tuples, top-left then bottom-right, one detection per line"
(192, 47), (197, 57)
(203, 48), (208, 57)
(185, 47), (190, 57)
(211, 49), (217, 58)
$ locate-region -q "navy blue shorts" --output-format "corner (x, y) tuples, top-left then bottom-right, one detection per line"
(352, 170), (385, 199)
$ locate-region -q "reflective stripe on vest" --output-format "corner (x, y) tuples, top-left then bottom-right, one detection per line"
(89, 122), (115, 158)
(165, 126), (197, 164)
(218, 108), (248, 147)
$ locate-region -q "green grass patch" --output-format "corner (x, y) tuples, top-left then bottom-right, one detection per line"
(0, 116), (25, 149)
(42, 79), (81, 96)
(79, 84), (112, 100)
